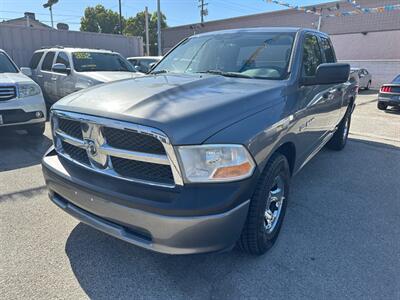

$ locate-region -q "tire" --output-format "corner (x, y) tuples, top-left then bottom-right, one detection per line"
(238, 153), (290, 255)
(365, 81), (371, 90)
(26, 122), (45, 136)
(326, 108), (351, 151)
(377, 102), (387, 111)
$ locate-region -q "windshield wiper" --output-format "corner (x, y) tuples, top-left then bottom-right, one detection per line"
(197, 70), (253, 79)
(150, 69), (168, 75)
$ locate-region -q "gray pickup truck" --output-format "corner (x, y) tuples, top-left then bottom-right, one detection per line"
(42, 28), (357, 255)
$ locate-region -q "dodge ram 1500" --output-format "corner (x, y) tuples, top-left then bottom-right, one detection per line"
(42, 28), (357, 255)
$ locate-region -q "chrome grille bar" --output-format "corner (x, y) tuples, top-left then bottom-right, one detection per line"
(100, 145), (170, 165)
(51, 110), (184, 188)
(0, 86), (16, 101)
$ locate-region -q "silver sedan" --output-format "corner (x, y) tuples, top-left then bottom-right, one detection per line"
(351, 68), (372, 90)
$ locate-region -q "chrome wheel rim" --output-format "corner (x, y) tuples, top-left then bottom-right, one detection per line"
(264, 175), (285, 233)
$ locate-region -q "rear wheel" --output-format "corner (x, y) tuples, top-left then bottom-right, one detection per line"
(377, 102), (388, 111)
(326, 108), (351, 151)
(26, 122), (45, 136)
(238, 153), (290, 255)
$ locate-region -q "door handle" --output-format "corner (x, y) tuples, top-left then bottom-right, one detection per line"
(51, 77), (57, 81)
(37, 74), (43, 78)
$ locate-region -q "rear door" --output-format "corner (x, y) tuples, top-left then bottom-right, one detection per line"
(29, 51), (45, 86)
(54, 51), (75, 99)
(295, 33), (329, 153)
(318, 35), (343, 128)
(40, 51), (56, 102)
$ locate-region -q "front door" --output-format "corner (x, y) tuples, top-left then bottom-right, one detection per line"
(54, 51), (75, 100)
(39, 51), (57, 103)
(294, 33), (343, 159)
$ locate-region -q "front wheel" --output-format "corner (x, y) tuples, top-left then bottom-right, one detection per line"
(326, 109), (351, 151)
(238, 153), (290, 255)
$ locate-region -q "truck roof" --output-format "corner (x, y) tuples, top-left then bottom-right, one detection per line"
(34, 47), (117, 54)
(193, 27), (327, 38)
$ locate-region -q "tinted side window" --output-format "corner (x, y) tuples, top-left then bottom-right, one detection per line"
(41, 51), (55, 71)
(302, 35), (323, 77)
(56, 52), (70, 68)
(29, 52), (44, 69)
(320, 37), (335, 63)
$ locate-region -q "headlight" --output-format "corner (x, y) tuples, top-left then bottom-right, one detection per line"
(177, 144), (255, 183)
(18, 83), (41, 98)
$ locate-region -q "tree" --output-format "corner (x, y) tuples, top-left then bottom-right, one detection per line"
(124, 11), (167, 55)
(80, 5), (123, 34)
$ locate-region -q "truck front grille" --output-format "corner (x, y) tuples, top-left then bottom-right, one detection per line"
(111, 157), (174, 185)
(61, 141), (90, 166)
(103, 127), (165, 155)
(59, 118), (83, 139)
(52, 111), (182, 187)
(0, 86), (16, 101)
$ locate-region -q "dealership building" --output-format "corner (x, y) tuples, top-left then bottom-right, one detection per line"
(162, 0), (400, 88)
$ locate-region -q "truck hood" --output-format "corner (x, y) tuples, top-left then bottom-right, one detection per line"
(54, 73), (286, 144)
(80, 71), (143, 83)
(0, 72), (33, 84)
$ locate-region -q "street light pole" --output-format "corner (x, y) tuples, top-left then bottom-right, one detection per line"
(43, 0), (58, 29)
(118, 0), (123, 34)
(145, 7), (150, 56)
(49, 5), (54, 28)
(157, 0), (162, 56)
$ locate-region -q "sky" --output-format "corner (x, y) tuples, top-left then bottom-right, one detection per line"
(0, 0), (329, 30)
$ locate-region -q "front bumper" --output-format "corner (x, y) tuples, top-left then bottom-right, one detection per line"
(42, 148), (252, 254)
(0, 94), (46, 127)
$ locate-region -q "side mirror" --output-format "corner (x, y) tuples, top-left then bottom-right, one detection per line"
(301, 63), (350, 86)
(52, 63), (70, 74)
(20, 67), (32, 77)
(148, 62), (156, 71)
(134, 65), (141, 72)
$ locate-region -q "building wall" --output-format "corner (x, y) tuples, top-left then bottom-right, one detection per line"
(331, 30), (400, 60)
(341, 59), (400, 88)
(0, 24), (144, 67)
(162, 0), (400, 52)
(1, 18), (50, 29)
(161, 0), (399, 88)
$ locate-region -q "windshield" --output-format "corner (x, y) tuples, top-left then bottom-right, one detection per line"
(392, 75), (400, 83)
(0, 53), (18, 73)
(153, 32), (295, 80)
(72, 52), (135, 72)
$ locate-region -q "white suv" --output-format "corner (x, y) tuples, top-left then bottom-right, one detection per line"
(25, 47), (143, 105)
(0, 49), (46, 135)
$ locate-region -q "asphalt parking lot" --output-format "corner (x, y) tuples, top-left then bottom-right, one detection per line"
(1, 92), (399, 300)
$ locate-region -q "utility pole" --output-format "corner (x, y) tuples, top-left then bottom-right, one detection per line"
(145, 7), (150, 56)
(157, 0), (162, 56)
(198, 0), (208, 24)
(118, 0), (123, 34)
(43, 0), (58, 28)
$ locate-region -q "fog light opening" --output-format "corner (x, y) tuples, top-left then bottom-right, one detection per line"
(35, 111), (43, 118)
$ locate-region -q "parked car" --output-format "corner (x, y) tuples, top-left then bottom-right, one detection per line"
(0, 49), (46, 135)
(351, 68), (372, 90)
(377, 74), (400, 110)
(42, 28), (356, 255)
(127, 56), (162, 73)
(22, 47), (143, 105)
